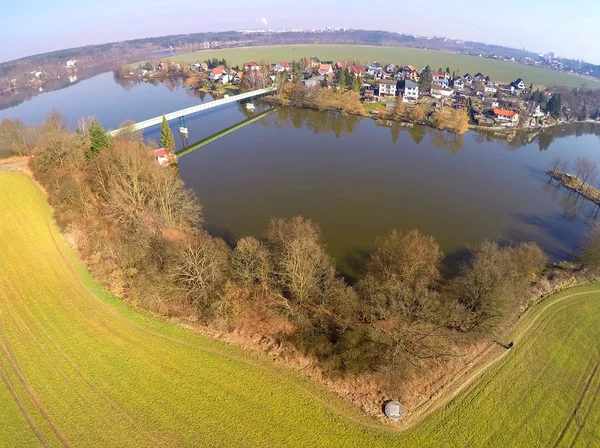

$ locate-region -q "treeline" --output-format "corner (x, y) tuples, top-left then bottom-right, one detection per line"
(276, 82), (364, 115)
(5, 114), (597, 397)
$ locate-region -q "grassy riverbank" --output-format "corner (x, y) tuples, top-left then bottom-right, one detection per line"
(2, 169), (600, 446)
(168, 45), (600, 89)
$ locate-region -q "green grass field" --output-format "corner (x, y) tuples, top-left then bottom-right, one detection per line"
(169, 44), (600, 89)
(1, 170), (599, 447)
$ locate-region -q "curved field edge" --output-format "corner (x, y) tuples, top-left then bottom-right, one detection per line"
(1, 170), (599, 447)
(165, 44), (600, 89)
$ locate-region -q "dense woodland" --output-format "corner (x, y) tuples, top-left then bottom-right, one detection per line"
(2, 114), (600, 408)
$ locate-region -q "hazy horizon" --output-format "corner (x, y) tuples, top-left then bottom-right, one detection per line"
(3, 0), (599, 64)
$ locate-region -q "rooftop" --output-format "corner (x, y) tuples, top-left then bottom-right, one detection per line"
(493, 108), (517, 117)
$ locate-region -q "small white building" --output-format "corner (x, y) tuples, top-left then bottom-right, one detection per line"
(65, 59), (77, 68)
(484, 81), (497, 94)
(431, 87), (455, 98)
(403, 80), (419, 102)
(453, 77), (464, 90)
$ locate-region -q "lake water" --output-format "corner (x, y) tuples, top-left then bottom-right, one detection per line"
(3, 71), (600, 275)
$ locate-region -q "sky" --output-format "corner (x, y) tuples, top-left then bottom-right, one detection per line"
(2, 0), (600, 64)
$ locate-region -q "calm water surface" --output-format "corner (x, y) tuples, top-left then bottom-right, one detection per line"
(2, 72), (600, 274)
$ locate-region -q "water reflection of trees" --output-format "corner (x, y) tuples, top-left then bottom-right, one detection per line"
(112, 75), (189, 93)
(268, 106), (600, 154)
(273, 107), (359, 137)
(543, 175), (600, 223)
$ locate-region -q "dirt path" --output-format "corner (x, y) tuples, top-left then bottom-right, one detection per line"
(398, 289), (600, 431)
(0, 162), (27, 169)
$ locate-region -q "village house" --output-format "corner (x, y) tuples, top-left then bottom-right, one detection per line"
(362, 88), (377, 103)
(209, 66), (229, 83)
(402, 65), (420, 82)
(453, 76), (465, 90)
(474, 73), (486, 83)
(274, 61), (291, 72)
(386, 64), (396, 73)
(530, 103), (545, 118)
(349, 65), (363, 77)
(493, 108), (520, 126)
(318, 64), (333, 76)
(303, 76), (324, 88)
(431, 87), (455, 98)
(310, 57), (321, 68)
(484, 81), (497, 94)
(201, 62), (208, 71)
(432, 71), (450, 87)
(484, 97), (500, 108)
(334, 62), (343, 70)
(403, 80), (419, 103)
(243, 61), (260, 71)
(233, 72), (243, 82)
(367, 62), (383, 77)
(463, 73), (473, 85)
(153, 148), (173, 167)
(378, 79), (397, 97)
(65, 59), (77, 68)
(512, 78), (526, 90)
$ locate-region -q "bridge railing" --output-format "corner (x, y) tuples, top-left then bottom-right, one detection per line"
(108, 86), (277, 136)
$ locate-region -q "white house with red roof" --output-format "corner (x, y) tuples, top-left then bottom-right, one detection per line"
(243, 61), (260, 71)
(318, 64), (333, 76)
(493, 108), (520, 126)
(209, 66), (229, 83)
(274, 61), (291, 72)
(154, 148), (174, 167)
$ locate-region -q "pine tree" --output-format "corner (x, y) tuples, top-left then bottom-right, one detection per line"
(419, 65), (433, 90)
(546, 93), (562, 119)
(579, 103), (588, 121)
(446, 66), (451, 74)
(292, 61), (302, 83)
(345, 69), (353, 89)
(88, 119), (110, 157)
(160, 115), (175, 150)
(336, 68), (347, 89)
(352, 73), (361, 93)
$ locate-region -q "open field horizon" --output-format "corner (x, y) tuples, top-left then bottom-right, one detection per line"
(161, 44), (600, 89)
(1, 170), (599, 447)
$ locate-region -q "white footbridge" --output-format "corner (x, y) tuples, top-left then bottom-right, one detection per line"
(108, 86), (277, 136)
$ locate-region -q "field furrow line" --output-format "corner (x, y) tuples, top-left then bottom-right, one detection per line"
(553, 360), (600, 448)
(0, 317), (72, 447)
(0, 354), (49, 447)
(0, 268), (164, 446)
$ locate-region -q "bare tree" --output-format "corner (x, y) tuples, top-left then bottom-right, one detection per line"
(266, 216), (335, 304)
(175, 233), (231, 317)
(231, 236), (271, 287)
(550, 156), (562, 171)
(574, 156), (598, 186)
